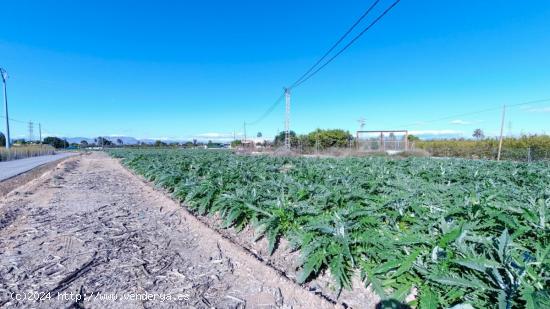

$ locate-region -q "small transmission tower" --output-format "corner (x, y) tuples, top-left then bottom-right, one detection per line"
(284, 88), (291, 149)
(28, 121), (34, 142)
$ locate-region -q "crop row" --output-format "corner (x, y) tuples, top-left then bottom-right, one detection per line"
(109, 149), (549, 308)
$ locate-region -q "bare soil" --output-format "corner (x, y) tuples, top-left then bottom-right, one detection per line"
(0, 153), (336, 308)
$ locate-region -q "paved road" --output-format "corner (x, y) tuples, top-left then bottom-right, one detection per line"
(0, 153), (77, 181)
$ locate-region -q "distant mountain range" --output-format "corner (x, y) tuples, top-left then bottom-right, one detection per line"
(65, 136), (150, 145)
(63, 136), (225, 145)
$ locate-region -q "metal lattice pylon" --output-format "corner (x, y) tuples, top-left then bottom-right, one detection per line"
(28, 121), (34, 142)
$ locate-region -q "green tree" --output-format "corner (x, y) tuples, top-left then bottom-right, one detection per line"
(97, 137), (113, 147)
(407, 134), (420, 141)
(154, 140), (166, 147)
(43, 136), (69, 148)
(305, 129), (352, 149)
(231, 140), (242, 148)
(116, 138), (123, 145)
(273, 131), (298, 147)
(80, 140), (89, 147)
(473, 128), (485, 140)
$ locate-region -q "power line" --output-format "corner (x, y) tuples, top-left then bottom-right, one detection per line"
(508, 97), (550, 108)
(397, 107), (502, 128)
(0, 115), (27, 124)
(244, 0), (402, 129)
(245, 92), (285, 126)
(291, 0), (402, 89)
(0, 115), (52, 127)
(394, 98), (550, 128)
(289, 0), (381, 89)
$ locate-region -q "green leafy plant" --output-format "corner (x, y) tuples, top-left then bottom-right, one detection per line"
(109, 149), (550, 308)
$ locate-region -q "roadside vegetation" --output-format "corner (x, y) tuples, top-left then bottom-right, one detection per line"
(0, 145), (55, 161)
(109, 149), (550, 308)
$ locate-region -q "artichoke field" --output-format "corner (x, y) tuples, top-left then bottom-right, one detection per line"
(109, 149), (549, 308)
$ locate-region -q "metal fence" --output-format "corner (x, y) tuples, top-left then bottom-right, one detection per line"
(357, 139), (409, 152)
(356, 131), (409, 152)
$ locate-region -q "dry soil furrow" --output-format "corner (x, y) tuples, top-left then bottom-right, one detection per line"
(0, 153), (334, 309)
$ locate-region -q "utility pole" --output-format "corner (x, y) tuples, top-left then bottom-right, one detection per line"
(315, 134), (320, 154)
(1, 67), (10, 149)
(284, 88), (291, 149)
(357, 117), (366, 130)
(497, 104), (506, 161)
(39, 123), (42, 144)
(28, 121), (34, 142)
(243, 122), (247, 143)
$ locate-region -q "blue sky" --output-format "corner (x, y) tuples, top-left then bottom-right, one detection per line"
(1, 0), (549, 141)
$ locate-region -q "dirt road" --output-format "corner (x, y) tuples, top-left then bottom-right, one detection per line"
(0, 153), (334, 308)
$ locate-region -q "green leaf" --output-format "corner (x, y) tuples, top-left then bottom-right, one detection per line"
(394, 249), (421, 278)
(453, 256), (501, 272)
(428, 275), (488, 290)
(329, 253), (352, 290)
(522, 288), (550, 309)
(521, 286), (535, 309)
(368, 273), (387, 300)
(391, 283), (411, 302)
(439, 225), (462, 248)
(373, 259), (401, 275)
(297, 248), (325, 284)
(498, 290), (508, 309)
(266, 225), (281, 255)
(419, 286), (439, 309)
(497, 229), (510, 261)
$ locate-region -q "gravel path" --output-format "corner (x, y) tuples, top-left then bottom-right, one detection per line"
(0, 153), (77, 181)
(0, 153), (334, 308)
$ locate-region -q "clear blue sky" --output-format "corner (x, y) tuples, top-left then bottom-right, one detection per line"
(1, 0), (549, 141)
